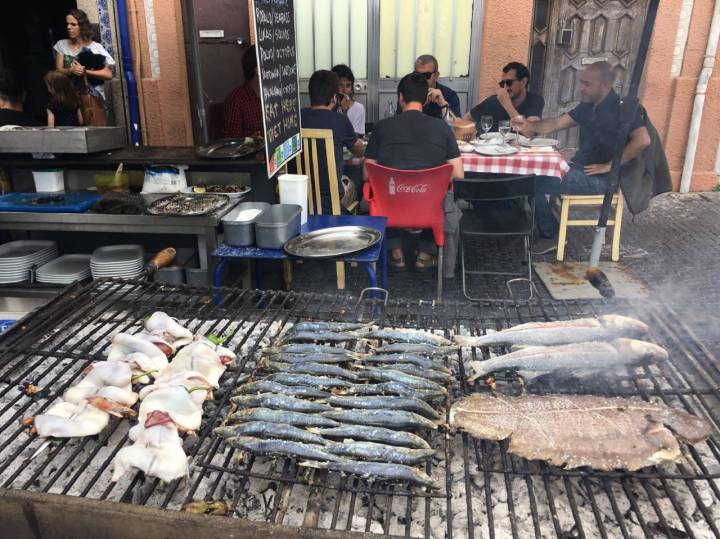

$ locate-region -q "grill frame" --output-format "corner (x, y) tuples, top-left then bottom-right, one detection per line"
(0, 278), (718, 539)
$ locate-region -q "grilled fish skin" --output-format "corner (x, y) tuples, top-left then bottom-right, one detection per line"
(265, 344), (364, 357)
(214, 421), (328, 445)
(230, 393), (333, 413)
(325, 441), (436, 465)
(280, 330), (364, 344)
(225, 436), (341, 461)
(261, 353), (352, 365)
(322, 408), (438, 430)
(308, 425), (431, 449)
(466, 338), (668, 382)
(265, 361), (359, 380)
(301, 459), (439, 489)
(357, 367), (447, 392)
(228, 407), (340, 427)
(327, 395), (440, 419)
(360, 328), (451, 346)
(358, 354), (451, 372)
(267, 373), (353, 388)
(454, 315), (649, 348)
(289, 321), (373, 333)
(332, 382), (446, 401)
(373, 343), (460, 357)
(233, 381), (330, 399)
(384, 364), (455, 384)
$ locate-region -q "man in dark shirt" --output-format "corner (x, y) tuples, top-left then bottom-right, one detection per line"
(516, 61), (651, 247)
(223, 46), (263, 139)
(466, 62), (544, 132)
(365, 72), (463, 271)
(0, 69), (43, 127)
(414, 54), (461, 120)
(300, 70), (364, 213)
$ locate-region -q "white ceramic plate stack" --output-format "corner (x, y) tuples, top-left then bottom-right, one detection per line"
(91, 245), (145, 280)
(0, 240), (59, 284)
(36, 254), (92, 284)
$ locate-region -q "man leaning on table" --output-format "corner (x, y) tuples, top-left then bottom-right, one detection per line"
(413, 54), (461, 121)
(513, 61), (651, 254)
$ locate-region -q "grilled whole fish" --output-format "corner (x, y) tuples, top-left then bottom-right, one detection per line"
(230, 393), (333, 413)
(357, 367), (447, 392)
(325, 441), (436, 465)
(361, 328), (451, 346)
(333, 382), (446, 401)
(359, 354), (450, 372)
(233, 381), (330, 399)
(290, 321), (373, 333)
(228, 407), (340, 428)
(322, 409), (438, 430)
(280, 331), (363, 344)
(267, 373), (353, 388)
(261, 353), (353, 365)
(214, 421), (328, 445)
(265, 344), (364, 357)
(373, 343), (460, 357)
(327, 395), (440, 419)
(466, 339), (669, 382)
(301, 459), (439, 489)
(449, 394), (711, 471)
(454, 315), (648, 348)
(308, 425), (431, 449)
(265, 361), (359, 380)
(225, 436), (341, 462)
(385, 364), (455, 384)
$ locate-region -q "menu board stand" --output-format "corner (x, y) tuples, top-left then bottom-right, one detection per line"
(252, 0), (302, 178)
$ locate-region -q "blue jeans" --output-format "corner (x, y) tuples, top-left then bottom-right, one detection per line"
(534, 165), (608, 238)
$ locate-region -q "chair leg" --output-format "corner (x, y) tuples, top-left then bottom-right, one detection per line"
(611, 196), (624, 262)
(556, 198), (570, 261)
(436, 246), (444, 302)
(460, 239), (469, 301)
(335, 261), (346, 289)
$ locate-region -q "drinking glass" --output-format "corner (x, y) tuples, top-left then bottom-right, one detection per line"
(512, 115), (524, 146)
(498, 120), (511, 146)
(480, 115), (493, 139)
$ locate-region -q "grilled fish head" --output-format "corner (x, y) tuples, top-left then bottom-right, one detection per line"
(613, 338), (669, 362)
(599, 315), (649, 338)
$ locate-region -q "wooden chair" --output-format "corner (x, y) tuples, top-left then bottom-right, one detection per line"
(293, 128), (354, 289)
(556, 191), (624, 262)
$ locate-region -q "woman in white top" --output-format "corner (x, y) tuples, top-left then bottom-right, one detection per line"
(53, 9), (115, 104)
(332, 64), (365, 136)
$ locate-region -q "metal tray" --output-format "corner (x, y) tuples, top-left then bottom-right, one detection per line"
(283, 226), (381, 258)
(146, 193), (229, 216)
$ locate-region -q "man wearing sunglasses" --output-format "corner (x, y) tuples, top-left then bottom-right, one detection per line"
(465, 62), (544, 132)
(414, 54), (461, 120)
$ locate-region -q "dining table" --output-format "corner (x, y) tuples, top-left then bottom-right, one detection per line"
(461, 144), (570, 179)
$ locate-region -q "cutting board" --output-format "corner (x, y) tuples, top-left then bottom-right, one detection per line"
(0, 192), (100, 213)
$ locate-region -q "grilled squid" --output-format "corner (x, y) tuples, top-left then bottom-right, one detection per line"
(138, 371), (215, 405)
(164, 341), (234, 386)
(108, 333), (170, 383)
(137, 385), (203, 432)
(64, 361), (138, 406)
(32, 401), (110, 438)
(144, 312), (194, 349)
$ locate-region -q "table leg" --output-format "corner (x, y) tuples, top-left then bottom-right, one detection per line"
(380, 234), (388, 289)
(213, 259), (227, 305)
(362, 263), (377, 288)
(255, 260), (264, 289)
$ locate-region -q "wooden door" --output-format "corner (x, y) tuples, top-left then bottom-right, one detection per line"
(535, 0), (648, 150)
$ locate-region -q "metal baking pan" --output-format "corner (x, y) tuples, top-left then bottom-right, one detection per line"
(283, 226), (381, 258)
(0, 126), (126, 153)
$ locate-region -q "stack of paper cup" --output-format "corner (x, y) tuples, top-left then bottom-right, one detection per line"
(278, 174), (308, 224)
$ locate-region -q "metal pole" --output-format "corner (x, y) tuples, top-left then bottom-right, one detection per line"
(116, 0), (142, 146)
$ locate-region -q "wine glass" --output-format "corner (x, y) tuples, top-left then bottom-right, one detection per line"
(480, 115), (493, 140)
(512, 115), (524, 146)
(498, 120), (511, 146)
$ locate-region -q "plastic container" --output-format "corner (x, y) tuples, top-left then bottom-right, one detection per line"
(155, 266), (185, 285)
(254, 204), (302, 249)
(141, 165), (188, 194)
(278, 174), (308, 225)
(222, 202), (270, 246)
(94, 172), (129, 194)
(32, 170), (64, 193)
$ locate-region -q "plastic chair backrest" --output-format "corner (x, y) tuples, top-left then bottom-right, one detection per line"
(364, 161), (453, 246)
(294, 128), (341, 215)
(453, 174), (536, 202)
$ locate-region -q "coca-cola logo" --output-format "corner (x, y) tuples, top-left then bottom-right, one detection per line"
(396, 183), (429, 194)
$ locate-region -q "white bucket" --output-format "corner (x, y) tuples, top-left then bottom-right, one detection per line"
(32, 170), (65, 193)
(278, 174), (308, 224)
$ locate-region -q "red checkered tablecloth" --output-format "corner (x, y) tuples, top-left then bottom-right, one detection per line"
(462, 149), (569, 179)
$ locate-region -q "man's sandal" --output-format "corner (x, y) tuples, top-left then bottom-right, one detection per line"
(414, 254), (438, 272)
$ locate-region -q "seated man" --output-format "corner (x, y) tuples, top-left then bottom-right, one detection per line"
(365, 72), (464, 272)
(465, 62), (543, 133)
(300, 70), (365, 213)
(0, 69), (43, 127)
(223, 45), (263, 139)
(514, 61), (651, 252)
(414, 54), (461, 121)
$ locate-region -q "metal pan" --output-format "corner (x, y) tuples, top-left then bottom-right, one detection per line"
(283, 226), (382, 258)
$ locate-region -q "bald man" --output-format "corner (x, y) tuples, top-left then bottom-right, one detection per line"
(515, 61), (651, 249)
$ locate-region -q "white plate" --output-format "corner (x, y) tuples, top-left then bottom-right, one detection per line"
(90, 260), (143, 269)
(0, 240), (57, 259)
(474, 145), (519, 156)
(91, 245), (145, 265)
(479, 132), (518, 142)
(520, 136), (559, 147)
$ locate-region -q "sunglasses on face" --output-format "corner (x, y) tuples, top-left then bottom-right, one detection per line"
(499, 79), (520, 88)
(414, 71), (434, 80)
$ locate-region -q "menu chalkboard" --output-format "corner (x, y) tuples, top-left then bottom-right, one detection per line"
(253, 0), (302, 178)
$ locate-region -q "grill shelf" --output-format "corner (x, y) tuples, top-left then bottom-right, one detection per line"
(0, 278), (718, 538)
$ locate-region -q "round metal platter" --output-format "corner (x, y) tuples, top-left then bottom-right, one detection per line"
(283, 226), (382, 258)
(146, 193), (229, 216)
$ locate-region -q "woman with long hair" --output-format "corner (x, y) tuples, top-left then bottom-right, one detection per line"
(53, 8), (115, 125)
(44, 70), (83, 127)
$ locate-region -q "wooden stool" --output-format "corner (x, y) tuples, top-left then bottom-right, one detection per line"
(557, 192), (624, 262)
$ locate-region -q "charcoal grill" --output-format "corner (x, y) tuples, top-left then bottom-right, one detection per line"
(0, 278), (718, 538)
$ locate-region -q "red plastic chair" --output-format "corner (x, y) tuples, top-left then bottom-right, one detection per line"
(364, 161), (453, 301)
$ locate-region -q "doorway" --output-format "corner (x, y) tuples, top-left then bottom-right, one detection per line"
(528, 0), (649, 150)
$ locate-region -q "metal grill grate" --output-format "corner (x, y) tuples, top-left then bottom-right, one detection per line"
(0, 279), (718, 538)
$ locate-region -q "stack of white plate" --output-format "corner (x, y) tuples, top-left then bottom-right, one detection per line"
(91, 245), (145, 280)
(36, 254), (91, 284)
(0, 240), (59, 284)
